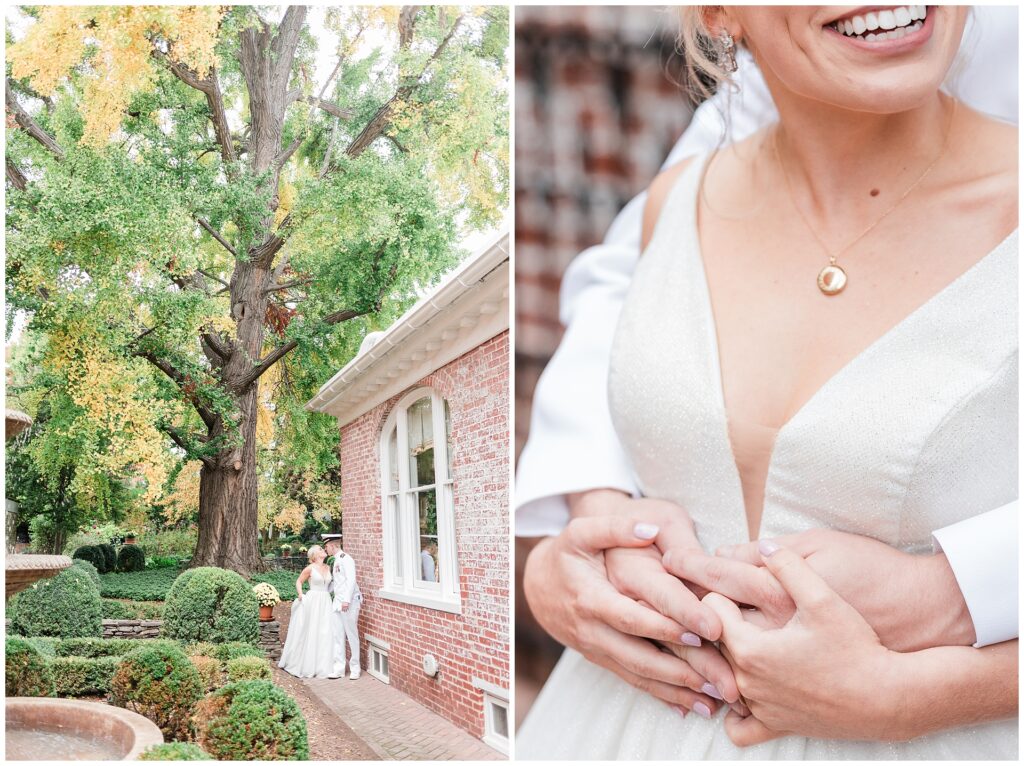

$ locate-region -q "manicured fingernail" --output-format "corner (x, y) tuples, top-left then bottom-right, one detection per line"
(698, 620), (712, 639)
(634, 523), (659, 540)
(680, 632), (702, 647)
(693, 701), (712, 719)
(675, 705), (688, 718)
(758, 539), (780, 557)
(701, 682), (724, 700)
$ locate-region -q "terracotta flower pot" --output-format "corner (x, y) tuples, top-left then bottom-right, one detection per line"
(125, 537), (136, 545)
(259, 604), (274, 621)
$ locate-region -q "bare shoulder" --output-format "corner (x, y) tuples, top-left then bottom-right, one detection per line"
(951, 106), (1017, 229)
(641, 157), (697, 253)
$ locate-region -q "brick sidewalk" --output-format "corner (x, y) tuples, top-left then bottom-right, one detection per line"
(304, 674), (504, 761)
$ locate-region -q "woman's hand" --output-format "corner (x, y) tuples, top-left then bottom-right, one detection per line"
(704, 542), (903, 746)
(523, 514), (735, 715)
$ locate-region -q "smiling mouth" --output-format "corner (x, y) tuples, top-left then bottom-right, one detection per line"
(829, 6), (928, 42)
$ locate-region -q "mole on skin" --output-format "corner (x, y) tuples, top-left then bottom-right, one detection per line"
(870, 188), (880, 196)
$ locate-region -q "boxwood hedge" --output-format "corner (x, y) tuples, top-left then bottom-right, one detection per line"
(194, 680), (308, 760)
(162, 568), (258, 645)
(51, 655), (121, 697)
(71, 558), (102, 589)
(226, 656), (272, 682)
(117, 545), (146, 573)
(139, 743), (213, 761)
(6, 637), (56, 697)
(110, 643), (203, 740)
(9, 566), (102, 638)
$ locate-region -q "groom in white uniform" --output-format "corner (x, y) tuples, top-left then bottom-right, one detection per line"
(322, 534), (362, 680)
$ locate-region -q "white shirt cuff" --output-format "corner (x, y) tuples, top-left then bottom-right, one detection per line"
(932, 501), (1018, 647)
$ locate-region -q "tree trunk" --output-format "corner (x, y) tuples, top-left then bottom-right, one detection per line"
(191, 388), (264, 576)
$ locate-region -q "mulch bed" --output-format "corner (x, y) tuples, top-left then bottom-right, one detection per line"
(271, 602), (379, 761)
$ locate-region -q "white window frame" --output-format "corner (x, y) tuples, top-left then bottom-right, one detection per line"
(378, 387), (461, 613)
(366, 636), (390, 684)
(474, 678), (509, 755)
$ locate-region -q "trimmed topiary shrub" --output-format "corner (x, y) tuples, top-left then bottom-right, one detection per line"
(21, 637), (59, 657)
(226, 656), (271, 682)
(9, 566), (102, 638)
(117, 545), (146, 573)
(73, 545), (105, 572)
(189, 655), (222, 692)
(98, 543), (117, 573)
(110, 643), (203, 740)
(139, 743), (213, 761)
(72, 558), (102, 589)
(51, 656), (121, 697)
(188, 641), (265, 666)
(6, 637), (56, 697)
(162, 567), (259, 645)
(194, 680), (308, 760)
(54, 637), (167, 658)
(100, 599), (164, 620)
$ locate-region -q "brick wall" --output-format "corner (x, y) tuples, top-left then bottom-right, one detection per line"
(340, 331), (510, 741)
(514, 6), (695, 726)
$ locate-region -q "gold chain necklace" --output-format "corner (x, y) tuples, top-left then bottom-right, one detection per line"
(773, 98), (957, 296)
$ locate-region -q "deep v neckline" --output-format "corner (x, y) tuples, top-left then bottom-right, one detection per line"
(678, 155), (1017, 540)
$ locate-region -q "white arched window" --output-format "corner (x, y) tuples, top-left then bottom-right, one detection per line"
(379, 387), (460, 612)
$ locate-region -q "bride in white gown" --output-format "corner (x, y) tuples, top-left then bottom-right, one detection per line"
(278, 546), (336, 679)
(518, 5), (1017, 760)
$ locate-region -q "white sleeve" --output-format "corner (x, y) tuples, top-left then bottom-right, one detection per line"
(338, 556), (356, 604)
(514, 49), (778, 539)
(931, 501), (1018, 647)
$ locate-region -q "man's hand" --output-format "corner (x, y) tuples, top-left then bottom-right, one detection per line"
(523, 512), (734, 715)
(665, 528), (975, 652)
(341, 601), (350, 612)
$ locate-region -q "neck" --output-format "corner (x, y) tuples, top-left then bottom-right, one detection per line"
(767, 80), (952, 219)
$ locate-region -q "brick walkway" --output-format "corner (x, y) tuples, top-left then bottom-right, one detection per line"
(304, 674), (504, 761)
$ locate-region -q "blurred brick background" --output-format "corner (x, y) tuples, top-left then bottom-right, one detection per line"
(514, 6), (696, 728)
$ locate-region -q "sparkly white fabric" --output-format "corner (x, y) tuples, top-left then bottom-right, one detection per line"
(278, 566), (337, 679)
(516, 155), (1018, 759)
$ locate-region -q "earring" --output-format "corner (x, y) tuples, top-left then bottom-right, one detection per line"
(716, 30), (738, 74)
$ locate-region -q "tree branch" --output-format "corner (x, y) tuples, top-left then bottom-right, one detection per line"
(303, 96), (355, 120)
(155, 53), (237, 167)
(6, 79), (65, 160)
(342, 15), (463, 160)
(272, 137), (303, 170)
(263, 277), (311, 294)
(196, 218), (237, 258)
(160, 423), (216, 469)
(233, 307), (370, 392)
(136, 350), (218, 430)
(6, 158), (28, 191)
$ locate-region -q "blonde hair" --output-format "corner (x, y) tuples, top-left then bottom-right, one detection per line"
(676, 6), (736, 106)
(307, 545), (324, 562)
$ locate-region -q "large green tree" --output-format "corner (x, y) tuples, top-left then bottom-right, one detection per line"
(6, 6), (508, 574)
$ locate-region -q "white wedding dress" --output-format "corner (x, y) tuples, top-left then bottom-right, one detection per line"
(517, 155), (1018, 759)
(278, 566), (337, 679)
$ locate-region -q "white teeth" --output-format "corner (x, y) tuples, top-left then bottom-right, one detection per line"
(865, 12), (880, 30)
(878, 10), (897, 30)
(844, 19), (854, 35)
(852, 16), (867, 34)
(834, 7), (925, 39)
(894, 7), (912, 26)
(865, 32), (877, 41)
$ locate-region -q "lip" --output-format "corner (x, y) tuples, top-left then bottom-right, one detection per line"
(823, 6), (935, 55)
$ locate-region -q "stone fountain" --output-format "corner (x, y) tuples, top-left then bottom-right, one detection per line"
(5, 410), (164, 760)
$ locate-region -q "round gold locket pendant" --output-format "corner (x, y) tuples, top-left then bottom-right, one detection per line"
(817, 264), (847, 296)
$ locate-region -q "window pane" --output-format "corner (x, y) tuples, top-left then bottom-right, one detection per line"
(387, 427), (399, 492)
(389, 496), (403, 582)
(416, 487), (438, 583)
(444, 399), (453, 480)
(407, 396), (434, 487)
(492, 702), (509, 739)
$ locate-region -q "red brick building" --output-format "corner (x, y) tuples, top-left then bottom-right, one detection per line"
(307, 233), (510, 754)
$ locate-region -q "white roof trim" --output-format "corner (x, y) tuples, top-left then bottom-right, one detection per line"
(306, 231), (509, 424)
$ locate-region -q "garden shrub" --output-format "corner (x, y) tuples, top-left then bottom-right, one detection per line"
(51, 656), (121, 697)
(163, 568), (259, 645)
(63, 524), (127, 557)
(188, 641), (265, 665)
(99, 569), (178, 600)
(9, 565), (102, 638)
(110, 643), (203, 740)
(73, 545), (106, 572)
(5, 637), (56, 697)
(189, 655), (222, 691)
(117, 545), (146, 572)
(194, 680), (308, 760)
(98, 543), (117, 573)
(72, 558), (102, 589)
(139, 743), (213, 761)
(21, 637), (59, 656)
(55, 637), (145, 658)
(226, 656), (272, 682)
(101, 599), (164, 620)
(147, 555), (182, 569)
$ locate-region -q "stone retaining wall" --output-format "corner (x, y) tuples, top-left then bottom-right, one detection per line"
(259, 620), (282, 661)
(103, 619), (162, 639)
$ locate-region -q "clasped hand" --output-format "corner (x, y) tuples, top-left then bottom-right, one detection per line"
(522, 491), (971, 746)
